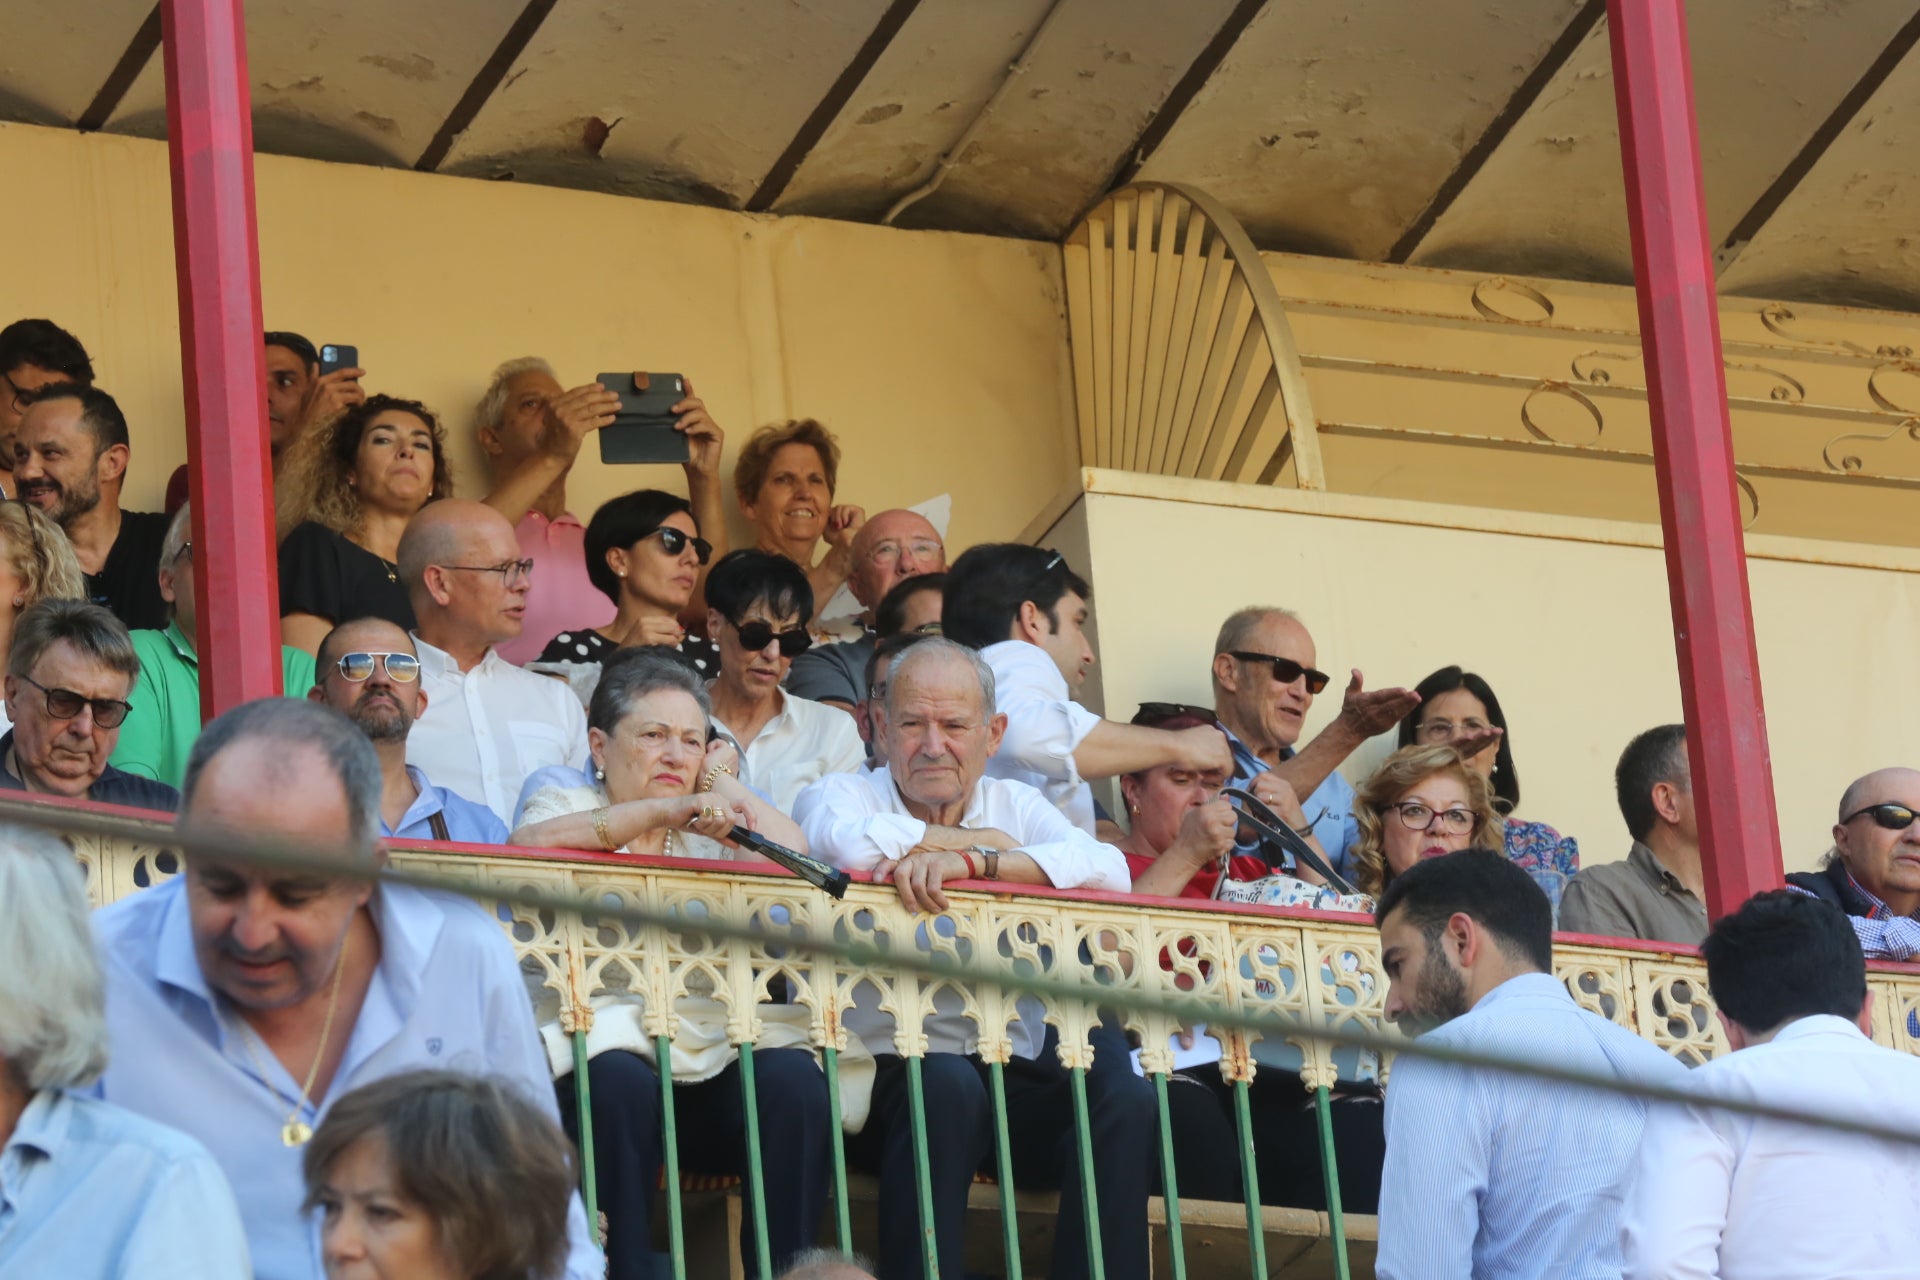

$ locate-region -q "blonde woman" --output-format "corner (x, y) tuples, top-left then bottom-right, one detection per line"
(0, 500), (83, 727)
(276, 395), (453, 654)
(1351, 743), (1504, 897)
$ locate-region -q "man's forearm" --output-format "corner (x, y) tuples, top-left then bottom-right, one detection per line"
(1267, 718), (1365, 797)
(483, 452), (570, 525)
(1071, 720), (1184, 782)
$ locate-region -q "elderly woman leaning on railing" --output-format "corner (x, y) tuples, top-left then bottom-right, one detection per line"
(506, 648), (841, 1279)
(1118, 705), (1387, 1216)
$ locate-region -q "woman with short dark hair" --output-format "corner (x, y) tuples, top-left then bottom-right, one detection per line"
(303, 1070), (573, 1280)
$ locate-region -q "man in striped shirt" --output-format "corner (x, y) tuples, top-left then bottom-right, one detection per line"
(1373, 849), (1687, 1279)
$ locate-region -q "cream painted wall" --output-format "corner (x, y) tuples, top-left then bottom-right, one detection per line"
(1063, 471), (1920, 874)
(0, 121), (1079, 553)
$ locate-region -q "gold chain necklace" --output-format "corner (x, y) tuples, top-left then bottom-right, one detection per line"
(232, 935), (350, 1146)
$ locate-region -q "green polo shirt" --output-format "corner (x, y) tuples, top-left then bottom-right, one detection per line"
(109, 622), (317, 788)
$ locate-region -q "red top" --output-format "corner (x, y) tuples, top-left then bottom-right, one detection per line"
(1123, 849), (1271, 900)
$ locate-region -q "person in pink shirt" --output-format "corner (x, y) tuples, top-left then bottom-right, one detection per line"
(473, 357), (727, 664)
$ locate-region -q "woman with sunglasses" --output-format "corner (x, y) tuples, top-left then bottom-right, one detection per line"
(534, 489), (721, 701)
(1396, 665), (1578, 908)
(0, 499), (82, 729)
(277, 395), (454, 655)
(702, 549), (863, 810)
(1351, 742), (1504, 896)
(508, 649), (832, 1278)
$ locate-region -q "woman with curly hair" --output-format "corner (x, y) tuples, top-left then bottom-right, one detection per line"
(1351, 742), (1503, 897)
(0, 499), (82, 727)
(277, 394), (453, 654)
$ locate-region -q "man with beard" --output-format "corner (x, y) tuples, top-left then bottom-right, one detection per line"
(1373, 848), (1685, 1280)
(93, 697), (602, 1279)
(0, 319), (94, 493)
(13, 383), (169, 630)
(308, 616), (504, 843)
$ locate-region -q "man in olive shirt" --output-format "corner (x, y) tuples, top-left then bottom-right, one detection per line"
(1560, 724), (1708, 945)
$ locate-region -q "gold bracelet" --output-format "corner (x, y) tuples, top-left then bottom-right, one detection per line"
(591, 806), (617, 852)
(700, 764), (735, 793)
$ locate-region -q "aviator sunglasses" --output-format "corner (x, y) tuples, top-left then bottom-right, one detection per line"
(1229, 651), (1332, 695)
(1843, 802), (1920, 832)
(334, 651), (422, 683)
(728, 617), (812, 657)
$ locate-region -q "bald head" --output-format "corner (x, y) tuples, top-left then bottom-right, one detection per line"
(314, 616), (416, 675)
(399, 499), (530, 650)
(398, 499), (514, 590)
(1839, 767), (1920, 821)
(850, 509), (945, 609)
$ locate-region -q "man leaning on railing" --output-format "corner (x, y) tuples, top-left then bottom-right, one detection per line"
(794, 637), (1151, 1280)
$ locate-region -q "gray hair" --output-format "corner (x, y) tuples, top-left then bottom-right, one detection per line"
(160, 502), (192, 569)
(1213, 605), (1301, 657)
(473, 356), (555, 437)
(182, 699), (383, 852)
(0, 825), (108, 1090)
(589, 648), (711, 736)
(778, 1248), (877, 1280)
(8, 598), (139, 683)
(883, 636), (997, 719)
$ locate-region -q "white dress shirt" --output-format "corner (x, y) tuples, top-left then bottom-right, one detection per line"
(94, 878), (602, 1280)
(1376, 972), (1688, 1280)
(1622, 1014), (1920, 1279)
(979, 639), (1101, 833)
(793, 765), (1129, 1059)
(406, 634), (588, 827)
(712, 688), (864, 812)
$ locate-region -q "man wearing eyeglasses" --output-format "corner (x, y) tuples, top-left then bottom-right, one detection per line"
(308, 616), (506, 845)
(1787, 766), (1920, 960)
(397, 500), (589, 827)
(0, 598), (177, 810)
(786, 508), (947, 712)
(0, 318), (93, 491)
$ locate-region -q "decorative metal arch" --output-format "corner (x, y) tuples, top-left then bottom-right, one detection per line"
(1062, 183), (1325, 490)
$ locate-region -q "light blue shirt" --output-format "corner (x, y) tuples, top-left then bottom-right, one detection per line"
(93, 877), (601, 1280)
(1376, 972), (1688, 1280)
(1223, 724), (1360, 877)
(0, 1086), (250, 1279)
(383, 765), (509, 844)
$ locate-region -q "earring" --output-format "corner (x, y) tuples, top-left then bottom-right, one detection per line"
(1128, 802), (1139, 815)
(9, 595), (20, 609)
(594, 765), (606, 781)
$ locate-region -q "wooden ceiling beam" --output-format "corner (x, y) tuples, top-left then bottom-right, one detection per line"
(414, 0), (560, 173)
(1386, 0), (1604, 265)
(1098, 0), (1268, 197)
(76, 3), (162, 132)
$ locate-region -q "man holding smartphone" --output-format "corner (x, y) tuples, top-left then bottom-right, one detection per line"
(474, 356), (727, 665)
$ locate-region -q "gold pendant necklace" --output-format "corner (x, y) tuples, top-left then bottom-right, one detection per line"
(232, 934), (350, 1146)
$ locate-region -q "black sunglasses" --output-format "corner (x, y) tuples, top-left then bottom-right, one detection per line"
(16, 674), (131, 729)
(1843, 803), (1920, 832)
(1229, 651), (1332, 695)
(730, 617), (812, 657)
(642, 526), (713, 566)
(1132, 701), (1218, 728)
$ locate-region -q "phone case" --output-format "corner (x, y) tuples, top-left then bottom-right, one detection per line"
(596, 372), (691, 464)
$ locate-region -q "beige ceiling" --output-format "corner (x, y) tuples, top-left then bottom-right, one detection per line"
(6, 0), (1920, 308)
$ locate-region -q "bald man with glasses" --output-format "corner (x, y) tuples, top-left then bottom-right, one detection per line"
(1788, 767), (1920, 960)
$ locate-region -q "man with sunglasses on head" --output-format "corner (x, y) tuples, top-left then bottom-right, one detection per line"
(112, 504), (316, 789)
(1787, 766), (1920, 960)
(398, 500), (588, 828)
(0, 318), (93, 494)
(1560, 724), (1707, 944)
(0, 598), (176, 810)
(1210, 606), (1418, 877)
(309, 617), (506, 844)
(943, 543), (1232, 834)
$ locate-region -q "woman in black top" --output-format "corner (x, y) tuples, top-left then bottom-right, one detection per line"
(276, 394), (451, 655)
(536, 489), (720, 690)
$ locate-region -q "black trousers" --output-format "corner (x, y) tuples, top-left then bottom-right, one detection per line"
(845, 1020), (1157, 1280)
(556, 1046), (832, 1280)
(1159, 1063), (1385, 1215)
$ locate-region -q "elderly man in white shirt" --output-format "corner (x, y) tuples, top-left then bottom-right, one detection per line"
(397, 500), (588, 827)
(793, 638), (1152, 1280)
(1623, 890), (1920, 1279)
(940, 543), (1231, 833)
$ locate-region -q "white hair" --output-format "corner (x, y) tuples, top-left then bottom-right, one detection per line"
(884, 636), (997, 718)
(0, 826), (107, 1090)
(473, 356), (556, 436)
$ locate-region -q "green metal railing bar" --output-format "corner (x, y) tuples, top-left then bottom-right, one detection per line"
(656, 1034), (688, 1280)
(905, 1056), (942, 1279)
(1315, 1085), (1351, 1280)
(1068, 1065), (1106, 1280)
(1150, 1072), (1187, 1280)
(570, 1030), (600, 1242)
(987, 1062), (1024, 1280)
(822, 1046), (854, 1254)
(1232, 1079), (1267, 1278)
(737, 1044), (774, 1280)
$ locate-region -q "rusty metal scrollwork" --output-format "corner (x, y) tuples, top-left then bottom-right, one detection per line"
(1472, 276), (1556, 325)
(1822, 419), (1920, 475)
(1867, 361), (1920, 415)
(1758, 303), (1914, 358)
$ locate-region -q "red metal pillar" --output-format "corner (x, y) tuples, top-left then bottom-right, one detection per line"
(161, 0), (283, 716)
(1605, 0), (1783, 919)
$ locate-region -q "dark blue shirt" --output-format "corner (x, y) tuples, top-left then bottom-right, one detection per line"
(0, 730), (179, 813)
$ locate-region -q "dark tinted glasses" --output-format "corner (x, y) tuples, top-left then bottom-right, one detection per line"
(17, 674), (130, 728)
(1844, 802), (1920, 832)
(645, 526), (713, 566)
(1132, 701), (1219, 729)
(335, 651), (422, 683)
(730, 618), (812, 657)
(1230, 651), (1332, 695)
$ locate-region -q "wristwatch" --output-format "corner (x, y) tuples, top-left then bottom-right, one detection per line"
(965, 845), (1002, 880)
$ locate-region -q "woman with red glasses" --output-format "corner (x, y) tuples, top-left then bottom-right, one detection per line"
(702, 549), (862, 811)
(533, 489), (721, 702)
